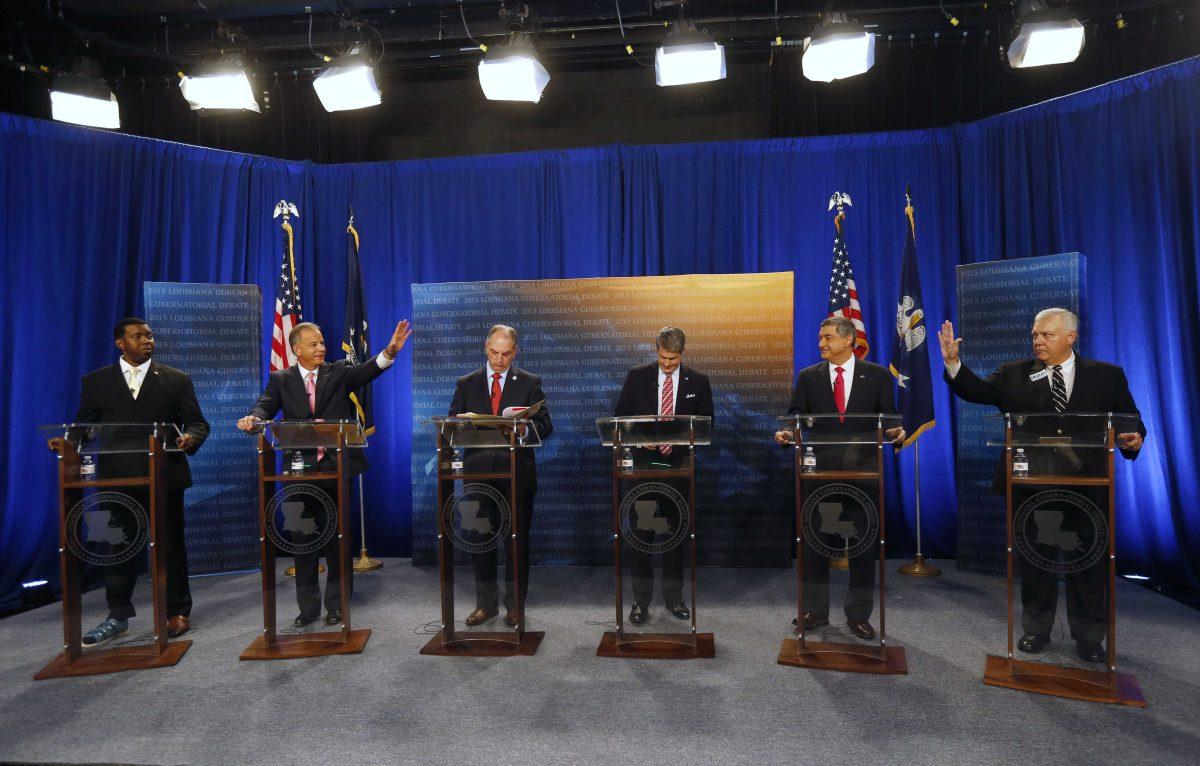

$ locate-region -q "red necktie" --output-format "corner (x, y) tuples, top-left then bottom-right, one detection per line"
(659, 372), (674, 455)
(490, 372), (502, 416)
(833, 366), (846, 423)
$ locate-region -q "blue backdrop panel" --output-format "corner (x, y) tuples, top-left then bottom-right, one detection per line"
(953, 254), (1086, 574)
(145, 282), (262, 574)
(409, 273), (795, 567)
(2, 55), (1198, 609)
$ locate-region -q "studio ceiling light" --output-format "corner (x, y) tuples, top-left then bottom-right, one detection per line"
(655, 18), (726, 87)
(478, 34), (550, 103)
(49, 60), (120, 129)
(179, 59), (261, 113)
(313, 50), (381, 112)
(802, 12), (876, 83)
(1007, 1), (1085, 68)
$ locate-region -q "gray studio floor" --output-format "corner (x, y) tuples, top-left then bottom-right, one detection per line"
(0, 561), (1198, 766)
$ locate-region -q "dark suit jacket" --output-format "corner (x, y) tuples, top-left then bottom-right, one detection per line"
(448, 366), (553, 495)
(613, 362), (715, 421)
(248, 357), (389, 476)
(945, 356), (1145, 489)
(74, 361), (210, 489)
(785, 359), (898, 471)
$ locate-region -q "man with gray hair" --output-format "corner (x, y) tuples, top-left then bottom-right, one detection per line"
(614, 326), (714, 625)
(448, 324), (553, 627)
(939, 308), (1145, 663)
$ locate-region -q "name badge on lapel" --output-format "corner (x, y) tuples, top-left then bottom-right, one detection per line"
(1029, 369), (1049, 382)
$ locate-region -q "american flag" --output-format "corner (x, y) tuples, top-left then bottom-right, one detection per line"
(270, 213), (302, 371)
(826, 192), (869, 359)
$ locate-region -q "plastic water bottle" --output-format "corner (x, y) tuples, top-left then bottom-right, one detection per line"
(802, 446), (817, 474)
(451, 447), (464, 477)
(290, 451), (305, 474)
(80, 453), (97, 481)
(1013, 448), (1029, 478)
(620, 447), (634, 474)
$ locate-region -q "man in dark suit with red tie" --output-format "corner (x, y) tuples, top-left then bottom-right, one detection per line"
(448, 324), (553, 627)
(773, 317), (903, 640)
(614, 327), (714, 625)
(238, 319), (411, 627)
(939, 308), (1144, 663)
(66, 318), (210, 646)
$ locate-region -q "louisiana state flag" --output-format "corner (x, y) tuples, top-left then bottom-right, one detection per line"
(888, 188), (935, 447)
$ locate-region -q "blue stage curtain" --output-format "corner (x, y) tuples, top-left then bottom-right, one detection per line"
(2, 56), (1197, 609)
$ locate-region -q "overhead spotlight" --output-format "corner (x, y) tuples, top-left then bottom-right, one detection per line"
(49, 59), (120, 129)
(802, 11), (876, 83)
(478, 33), (550, 103)
(313, 49), (382, 112)
(1007, 1), (1085, 69)
(655, 17), (726, 87)
(179, 58), (261, 113)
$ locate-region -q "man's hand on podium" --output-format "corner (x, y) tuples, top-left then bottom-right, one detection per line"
(383, 320), (413, 360)
(885, 426), (907, 448)
(176, 433), (197, 451)
(236, 415), (263, 433)
(773, 430), (795, 446)
(1117, 432), (1143, 452)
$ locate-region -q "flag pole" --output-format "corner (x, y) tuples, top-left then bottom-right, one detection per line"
(353, 474), (382, 572)
(899, 430), (940, 576)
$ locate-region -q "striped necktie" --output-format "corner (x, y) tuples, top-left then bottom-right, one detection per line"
(1050, 365), (1067, 413)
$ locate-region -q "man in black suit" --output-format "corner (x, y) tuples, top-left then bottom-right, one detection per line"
(613, 327), (714, 625)
(773, 317), (903, 640)
(448, 324), (552, 628)
(65, 318), (210, 646)
(939, 308), (1144, 662)
(238, 319), (411, 627)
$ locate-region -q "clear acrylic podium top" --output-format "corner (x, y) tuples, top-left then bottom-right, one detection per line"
(430, 415), (544, 449)
(258, 419), (367, 450)
(775, 413), (903, 446)
(39, 422), (185, 454)
(984, 412), (1143, 449)
(595, 415), (712, 447)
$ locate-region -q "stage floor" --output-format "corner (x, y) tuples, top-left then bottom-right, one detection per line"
(1, 562), (1197, 765)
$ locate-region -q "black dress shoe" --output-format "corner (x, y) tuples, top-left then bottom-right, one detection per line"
(294, 614), (319, 628)
(324, 610), (342, 626)
(667, 601), (690, 620)
(1076, 640), (1105, 663)
(629, 603), (648, 625)
(847, 620), (876, 640)
(1017, 633), (1050, 653)
(791, 612), (830, 630)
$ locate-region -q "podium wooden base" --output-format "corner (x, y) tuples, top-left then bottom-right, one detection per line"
(239, 629), (371, 660)
(34, 640), (191, 680)
(777, 638), (908, 675)
(419, 630), (544, 657)
(983, 655), (1146, 707)
(596, 631), (715, 659)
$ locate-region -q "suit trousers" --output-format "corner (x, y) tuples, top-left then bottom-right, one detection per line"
(799, 480), (877, 623)
(104, 488), (192, 621)
(472, 480), (534, 612)
(294, 479), (352, 619)
(627, 474), (689, 607)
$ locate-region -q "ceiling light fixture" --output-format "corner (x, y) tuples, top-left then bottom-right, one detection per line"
(49, 59), (120, 129)
(802, 11), (876, 83)
(478, 33), (550, 103)
(655, 14), (726, 87)
(313, 49), (382, 112)
(179, 58), (261, 113)
(1007, 1), (1085, 69)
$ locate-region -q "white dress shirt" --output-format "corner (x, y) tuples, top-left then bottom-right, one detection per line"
(119, 357), (151, 399)
(828, 354), (856, 404)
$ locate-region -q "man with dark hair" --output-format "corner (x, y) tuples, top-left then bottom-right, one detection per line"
(939, 309), (1144, 662)
(68, 317), (210, 645)
(238, 319), (412, 627)
(614, 326), (714, 625)
(773, 316), (903, 640)
(448, 324), (553, 627)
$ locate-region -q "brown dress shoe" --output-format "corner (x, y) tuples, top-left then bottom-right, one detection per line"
(847, 620), (876, 640)
(791, 612), (829, 630)
(465, 607), (498, 626)
(167, 615), (190, 638)
(504, 611), (519, 628)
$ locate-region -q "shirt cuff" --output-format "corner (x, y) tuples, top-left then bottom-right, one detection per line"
(376, 350), (395, 369)
(945, 360), (961, 379)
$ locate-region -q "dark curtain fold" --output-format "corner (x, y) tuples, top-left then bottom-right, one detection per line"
(2, 55), (1197, 609)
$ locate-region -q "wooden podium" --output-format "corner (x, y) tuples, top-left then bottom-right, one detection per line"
(36, 422), (191, 679)
(776, 414), (908, 675)
(240, 419), (371, 660)
(420, 415), (545, 657)
(594, 415), (715, 660)
(982, 412), (1146, 706)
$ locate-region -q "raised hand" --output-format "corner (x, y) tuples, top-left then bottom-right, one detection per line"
(385, 320), (413, 359)
(938, 320), (962, 364)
